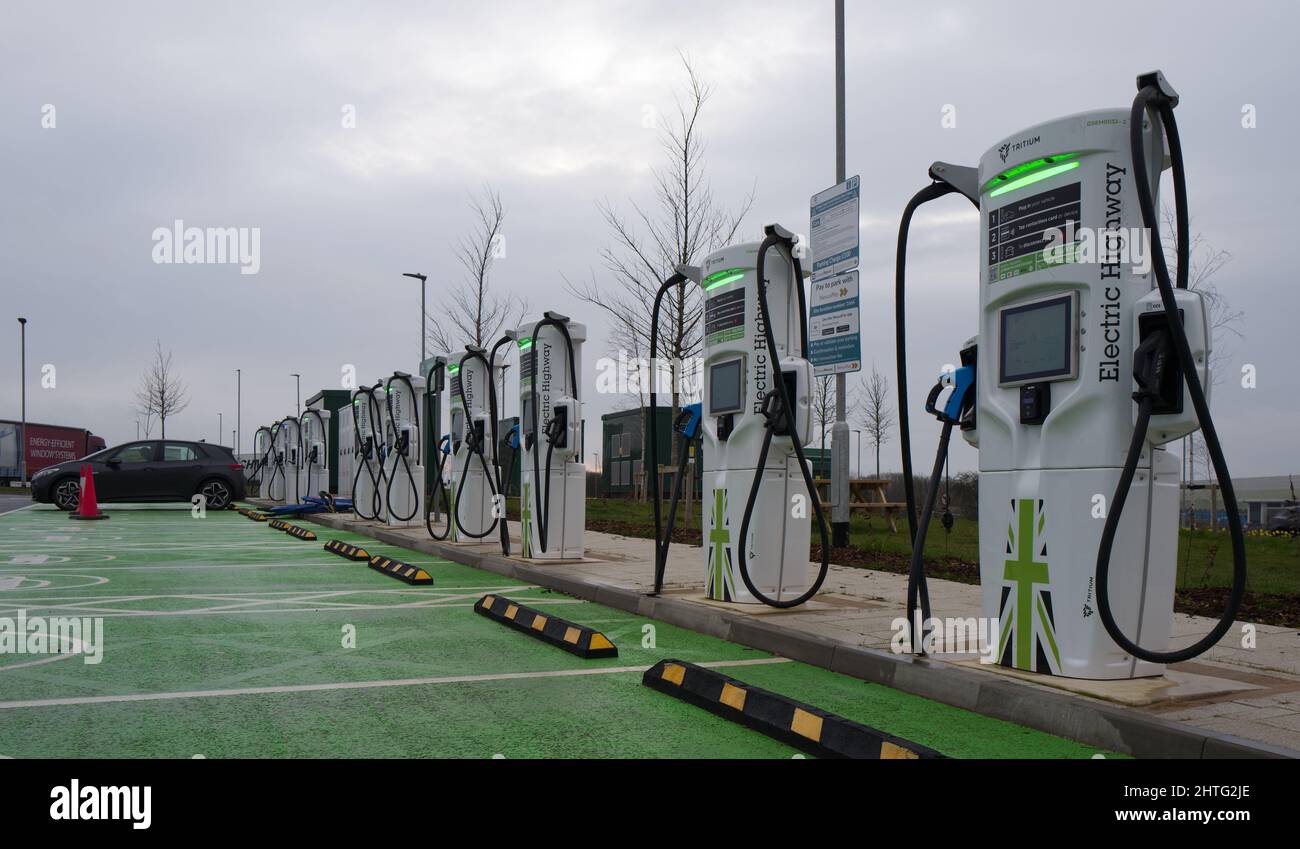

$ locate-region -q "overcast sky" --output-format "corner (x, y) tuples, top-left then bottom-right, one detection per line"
(2, 1), (1294, 477)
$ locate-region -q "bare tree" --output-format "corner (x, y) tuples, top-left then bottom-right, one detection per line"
(1159, 206), (1242, 528)
(811, 376), (835, 480)
(425, 186), (530, 353)
(859, 364), (894, 478)
(567, 53), (753, 499)
(1161, 207), (1241, 381)
(134, 341), (189, 439)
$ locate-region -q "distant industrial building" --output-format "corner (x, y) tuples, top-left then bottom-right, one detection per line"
(1183, 475), (1298, 528)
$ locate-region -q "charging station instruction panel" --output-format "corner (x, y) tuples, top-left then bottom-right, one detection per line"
(704, 289), (745, 346)
(987, 182), (1081, 281)
(809, 270), (861, 376)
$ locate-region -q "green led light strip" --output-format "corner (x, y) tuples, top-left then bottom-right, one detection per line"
(987, 160), (1081, 198)
(703, 267), (747, 291)
(983, 152), (1082, 196)
(447, 365), (460, 375)
(517, 338), (533, 351)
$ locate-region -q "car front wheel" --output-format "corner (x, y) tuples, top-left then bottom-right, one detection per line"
(52, 477), (81, 511)
(199, 478), (233, 510)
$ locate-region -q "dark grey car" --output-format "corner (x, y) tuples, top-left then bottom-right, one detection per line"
(30, 440), (246, 510)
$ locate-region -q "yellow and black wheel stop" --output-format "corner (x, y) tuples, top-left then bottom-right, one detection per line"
(284, 525), (317, 541)
(323, 540), (371, 561)
(366, 555), (433, 585)
(642, 659), (946, 759)
(474, 594), (617, 659)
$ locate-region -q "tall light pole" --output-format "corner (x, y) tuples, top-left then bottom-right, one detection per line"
(17, 317), (27, 486)
(828, 0), (851, 547)
(236, 368), (241, 455)
(290, 373), (301, 415)
(402, 272), (428, 365)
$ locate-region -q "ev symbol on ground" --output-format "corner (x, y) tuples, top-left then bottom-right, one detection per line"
(341, 624), (356, 649)
(191, 495), (206, 519)
(641, 624), (656, 649)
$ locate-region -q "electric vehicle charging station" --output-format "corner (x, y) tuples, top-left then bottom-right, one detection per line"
(279, 414), (304, 505)
(250, 425), (274, 495)
(650, 226), (830, 607)
(299, 407), (330, 501)
(421, 354), (454, 541)
(337, 407), (355, 500)
(349, 383), (387, 522)
(266, 422), (288, 503)
(516, 312), (586, 560)
(381, 371), (425, 527)
(896, 71), (1244, 680)
(448, 347), (503, 544)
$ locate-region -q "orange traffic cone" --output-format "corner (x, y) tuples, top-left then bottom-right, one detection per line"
(70, 463), (109, 521)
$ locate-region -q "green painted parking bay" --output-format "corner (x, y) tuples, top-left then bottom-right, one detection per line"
(0, 505), (1115, 758)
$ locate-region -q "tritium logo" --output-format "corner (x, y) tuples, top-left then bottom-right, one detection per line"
(0, 610), (103, 664)
(50, 779), (151, 829)
(998, 135), (1041, 163)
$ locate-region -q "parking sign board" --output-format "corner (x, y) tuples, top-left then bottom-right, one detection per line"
(809, 270), (861, 376)
(809, 175), (860, 282)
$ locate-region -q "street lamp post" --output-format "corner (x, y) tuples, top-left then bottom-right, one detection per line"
(17, 317), (27, 487)
(290, 373), (301, 416)
(402, 273), (428, 366)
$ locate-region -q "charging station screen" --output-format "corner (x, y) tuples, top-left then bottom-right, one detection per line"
(709, 360), (743, 415)
(1000, 296), (1072, 384)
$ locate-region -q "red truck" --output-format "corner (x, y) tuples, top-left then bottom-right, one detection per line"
(0, 420), (106, 485)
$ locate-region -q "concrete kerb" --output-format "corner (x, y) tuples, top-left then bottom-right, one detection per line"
(298, 509), (1298, 759)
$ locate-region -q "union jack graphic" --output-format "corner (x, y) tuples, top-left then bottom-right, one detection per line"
(706, 488), (735, 602)
(998, 498), (1062, 674)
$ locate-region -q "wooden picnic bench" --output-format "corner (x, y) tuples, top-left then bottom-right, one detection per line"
(812, 478), (905, 532)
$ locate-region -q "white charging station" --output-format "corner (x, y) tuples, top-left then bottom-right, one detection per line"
(898, 72), (1233, 681)
(251, 425), (274, 496)
(279, 415), (303, 505)
(968, 109), (1208, 679)
(516, 313), (586, 560)
(337, 407), (354, 501)
(381, 371), (426, 527)
(299, 407), (330, 501)
(691, 235), (815, 603)
(448, 348), (501, 543)
(349, 384), (387, 522)
(267, 422), (288, 504)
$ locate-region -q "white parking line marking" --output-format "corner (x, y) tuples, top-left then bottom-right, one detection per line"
(0, 658), (791, 709)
